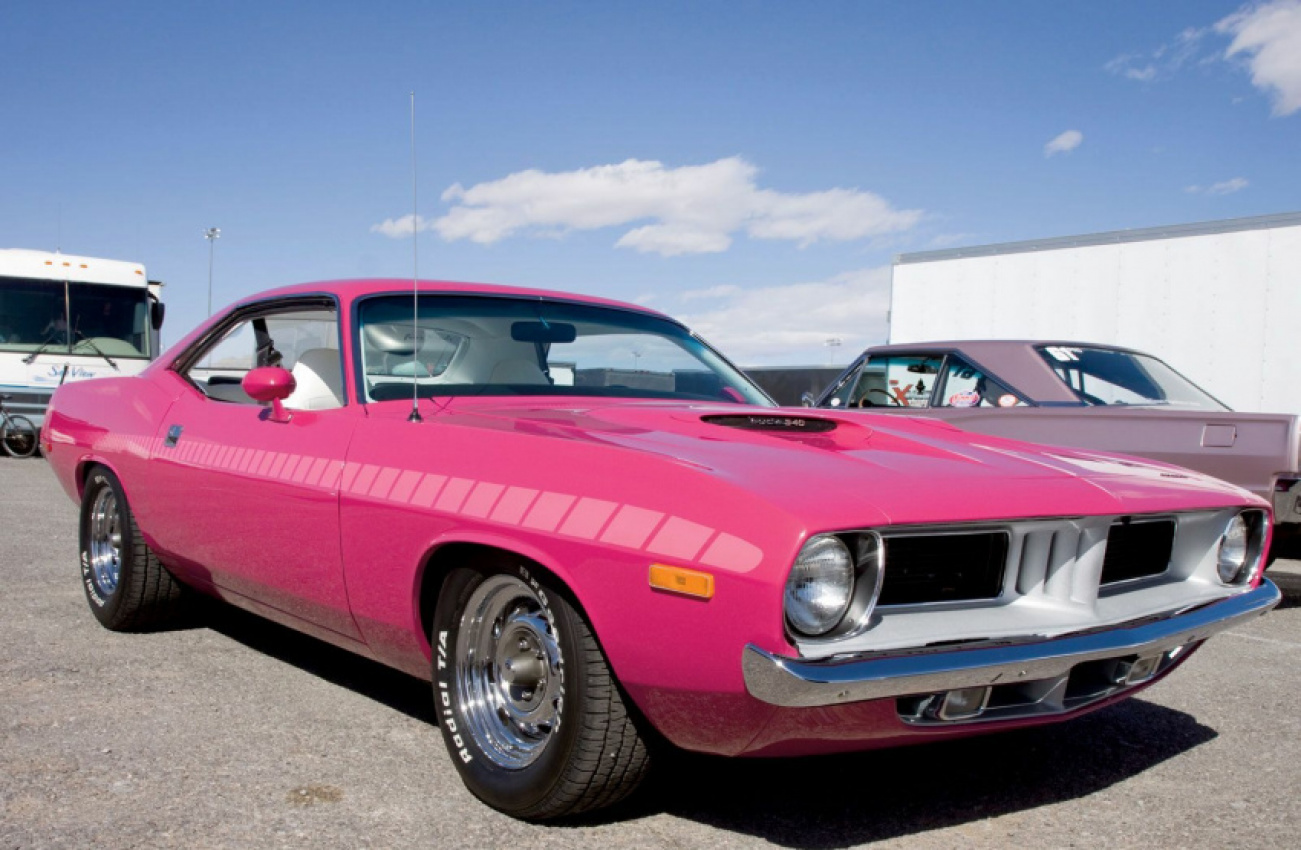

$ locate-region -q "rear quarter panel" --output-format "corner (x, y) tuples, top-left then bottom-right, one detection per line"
(882, 406), (1298, 503)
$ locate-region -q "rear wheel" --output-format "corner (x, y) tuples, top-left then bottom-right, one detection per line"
(432, 557), (650, 820)
(79, 465), (187, 631)
(1, 415), (38, 457)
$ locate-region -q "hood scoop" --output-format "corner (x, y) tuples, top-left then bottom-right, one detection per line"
(701, 413), (838, 433)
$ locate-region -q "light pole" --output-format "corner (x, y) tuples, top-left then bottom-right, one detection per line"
(204, 227), (221, 316)
(825, 336), (842, 366)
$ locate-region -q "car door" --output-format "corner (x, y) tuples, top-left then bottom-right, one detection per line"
(143, 297), (362, 639)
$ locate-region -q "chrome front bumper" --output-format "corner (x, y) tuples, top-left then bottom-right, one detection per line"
(743, 580), (1281, 708)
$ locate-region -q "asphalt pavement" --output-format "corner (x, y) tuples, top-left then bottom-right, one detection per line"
(2, 455), (1298, 849)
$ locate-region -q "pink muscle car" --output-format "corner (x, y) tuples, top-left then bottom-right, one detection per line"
(44, 280), (1280, 820)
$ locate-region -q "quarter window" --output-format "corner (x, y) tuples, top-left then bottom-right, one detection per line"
(934, 355), (1025, 408)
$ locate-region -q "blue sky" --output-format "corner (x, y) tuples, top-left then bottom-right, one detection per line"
(2, 1), (1298, 364)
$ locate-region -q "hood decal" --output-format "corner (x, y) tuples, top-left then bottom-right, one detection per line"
(701, 414), (838, 433)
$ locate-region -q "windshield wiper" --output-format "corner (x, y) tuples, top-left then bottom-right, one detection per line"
(72, 332), (119, 371)
(21, 338), (62, 364)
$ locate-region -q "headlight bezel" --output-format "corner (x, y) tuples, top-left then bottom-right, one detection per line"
(784, 532), (884, 638)
(1216, 509), (1268, 586)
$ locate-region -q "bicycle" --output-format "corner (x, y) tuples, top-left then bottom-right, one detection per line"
(0, 394), (39, 458)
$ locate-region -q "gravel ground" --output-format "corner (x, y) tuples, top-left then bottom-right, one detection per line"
(2, 455), (1298, 849)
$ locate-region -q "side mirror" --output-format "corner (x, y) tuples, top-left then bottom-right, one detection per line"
(242, 367), (296, 423)
(150, 300), (166, 330)
(800, 392), (817, 408)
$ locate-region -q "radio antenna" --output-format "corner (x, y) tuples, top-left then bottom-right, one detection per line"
(407, 91), (423, 423)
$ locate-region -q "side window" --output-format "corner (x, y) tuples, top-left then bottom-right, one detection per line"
(934, 355), (1025, 408)
(843, 355), (942, 408)
(184, 306), (342, 409)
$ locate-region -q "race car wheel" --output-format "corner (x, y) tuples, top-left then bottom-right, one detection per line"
(79, 465), (186, 631)
(432, 557), (650, 820)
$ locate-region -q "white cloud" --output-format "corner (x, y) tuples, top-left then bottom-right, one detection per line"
(372, 157), (922, 257)
(1044, 130), (1084, 157)
(370, 214), (431, 238)
(1105, 27), (1210, 82)
(680, 284), (742, 301)
(676, 267), (891, 366)
(1217, 0), (1301, 116)
(616, 223), (734, 256)
(1105, 55), (1158, 81)
(1107, 4), (1301, 116)
(927, 232), (976, 249)
(1186, 177), (1250, 195)
(1211, 177), (1250, 195)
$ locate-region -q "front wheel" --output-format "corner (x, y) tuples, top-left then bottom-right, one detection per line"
(432, 558), (650, 820)
(1, 415), (38, 457)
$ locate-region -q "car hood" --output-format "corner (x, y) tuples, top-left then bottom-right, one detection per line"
(440, 399), (1258, 528)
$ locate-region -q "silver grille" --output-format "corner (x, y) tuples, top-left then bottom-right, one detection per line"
(793, 508), (1248, 659)
(1013, 521), (1108, 604)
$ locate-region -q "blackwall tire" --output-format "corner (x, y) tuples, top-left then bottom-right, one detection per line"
(432, 556), (650, 820)
(1, 415), (38, 458)
(79, 465), (187, 631)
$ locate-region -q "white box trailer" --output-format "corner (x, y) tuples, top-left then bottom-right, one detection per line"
(890, 211), (1301, 414)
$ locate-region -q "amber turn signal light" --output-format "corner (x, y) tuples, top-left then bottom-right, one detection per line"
(649, 564), (715, 599)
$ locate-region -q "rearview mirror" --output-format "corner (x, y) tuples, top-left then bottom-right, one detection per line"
(512, 321), (577, 344)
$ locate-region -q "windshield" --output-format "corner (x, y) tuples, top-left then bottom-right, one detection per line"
(357, 295), (772, 405)
(1037, 345), (1228, 410)
(0, 277), (151, 358)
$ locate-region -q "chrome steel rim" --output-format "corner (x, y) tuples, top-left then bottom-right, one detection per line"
(88, 487), (123, 596)
(455, 574), (564, 769)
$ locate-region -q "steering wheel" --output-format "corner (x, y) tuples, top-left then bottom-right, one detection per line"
(857, 388), (900, 407)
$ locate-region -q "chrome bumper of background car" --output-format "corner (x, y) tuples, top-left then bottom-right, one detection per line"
(1273, 477), (1301, 524)
(743, 580), (1281, 709)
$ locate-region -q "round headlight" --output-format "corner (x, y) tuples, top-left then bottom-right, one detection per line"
(785, 535), (854, 636)
(1217, 514), (1250, 584)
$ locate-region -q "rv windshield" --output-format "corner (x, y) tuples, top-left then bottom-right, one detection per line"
(1037, 345), (1228, 410)
(0, 278), (151, 358)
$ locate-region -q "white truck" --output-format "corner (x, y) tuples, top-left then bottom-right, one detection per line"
(0, 249), (165, 427)
(889, 211), (1301, 414)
